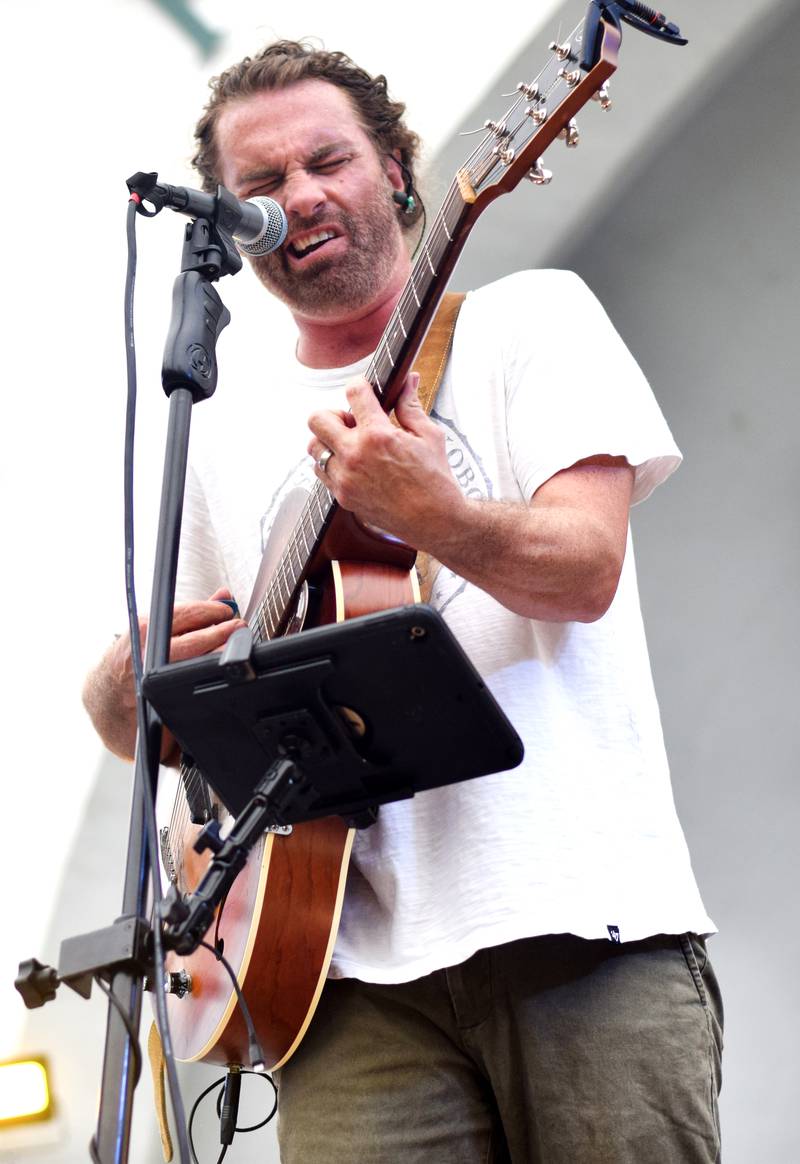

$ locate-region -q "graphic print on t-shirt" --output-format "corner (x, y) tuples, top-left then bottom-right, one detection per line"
(259, 457), (316, 553)
(427, 410), (493, 614)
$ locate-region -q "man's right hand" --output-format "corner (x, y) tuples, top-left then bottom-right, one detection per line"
(82, 587), (247, 763)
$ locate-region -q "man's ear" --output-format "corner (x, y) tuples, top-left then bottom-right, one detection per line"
(384, 150), (406, 196)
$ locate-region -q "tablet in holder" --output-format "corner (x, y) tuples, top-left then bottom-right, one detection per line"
(142, 604), (524, 824)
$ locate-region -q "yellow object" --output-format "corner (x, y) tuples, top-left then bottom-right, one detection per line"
(0, 1058), (51, 1124)
(147, 1023), (174, 1162)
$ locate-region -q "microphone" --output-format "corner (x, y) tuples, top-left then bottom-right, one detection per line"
(126, 172), (288, 256)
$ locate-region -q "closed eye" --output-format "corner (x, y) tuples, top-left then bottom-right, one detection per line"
(245, 152), (353, 197)
(311, 155), (351, 174)
(250, 176), (282, 196)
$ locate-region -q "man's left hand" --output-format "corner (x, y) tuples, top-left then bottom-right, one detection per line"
(307, 372), (463, 548)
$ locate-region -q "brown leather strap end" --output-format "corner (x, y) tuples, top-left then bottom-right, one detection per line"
(147, 1021), (174, 1162)
(408, 291), (466, 601)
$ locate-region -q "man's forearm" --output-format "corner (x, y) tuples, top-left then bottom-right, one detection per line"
(424, 495), (627, 623)
(82, 596), (246, 764)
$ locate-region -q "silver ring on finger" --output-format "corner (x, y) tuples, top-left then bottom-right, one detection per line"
(317, 447), (334, 473)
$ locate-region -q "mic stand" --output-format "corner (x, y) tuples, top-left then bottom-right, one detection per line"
(16, 206), (241, 1164)
(94, 212), (239, 1162)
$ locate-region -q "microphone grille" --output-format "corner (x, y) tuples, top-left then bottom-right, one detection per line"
(239, 196), (288, 256)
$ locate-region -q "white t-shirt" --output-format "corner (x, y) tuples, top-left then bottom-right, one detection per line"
(177, 269), (715, 984)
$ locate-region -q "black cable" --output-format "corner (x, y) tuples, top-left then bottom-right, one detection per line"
(124, 201), (143, 678)
(198, 941), (267, 1069)
(218, 1068), (241, 1145)
(396, 157), (427, 262)
(93, 975), (143, 1089)
(188, 1076), (229, 1164)
(123, 195), (193, 1163)
(216, 1071), (278, 1133)
(188, 1069), (277, 1162)
(212, 888), (229, 955)
(188, 1069), (277, 1163)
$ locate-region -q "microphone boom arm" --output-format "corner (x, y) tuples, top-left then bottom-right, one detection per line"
(126, 171), (287, 256)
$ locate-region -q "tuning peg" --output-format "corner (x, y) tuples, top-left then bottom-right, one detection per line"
(525, 104), (548, 126)
(592, 84), (612, 110)
(492, 144), (516, 164)
(516, 81), (540, 101)
(558, 119), (580, 148)
(549, 40), (574, 62)
(484, 119), (510, 139)
(526, 159), (553, 185)
(557, 66), (581, 88)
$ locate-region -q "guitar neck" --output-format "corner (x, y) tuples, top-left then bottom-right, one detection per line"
(365, 180), (478, 413)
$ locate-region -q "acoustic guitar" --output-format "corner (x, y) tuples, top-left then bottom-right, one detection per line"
(157, 4), (661, 1069)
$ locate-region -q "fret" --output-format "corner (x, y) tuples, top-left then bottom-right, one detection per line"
(445, 199), (462, 238)
(257, 610), (269, 642)
(431, 225), (448, 264)
(423, 242), (436, 276)
(409, 270), (421, 307)
(272, 566), (286, 611)
(280, 548), (296, 593)
(313, 487), (326, 524)
(277, 564), (290, 606)
(265, 602), (277, 638)
(290, 534), (303, 575)
(372, 350), (388, 384)
(386, 317), (402, 349)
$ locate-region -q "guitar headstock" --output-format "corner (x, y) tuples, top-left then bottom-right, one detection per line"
(456, 11), (620, 207)
(366, 1), (686, 416)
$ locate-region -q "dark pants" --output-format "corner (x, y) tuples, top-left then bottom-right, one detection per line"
(276, 933), (723, 1163)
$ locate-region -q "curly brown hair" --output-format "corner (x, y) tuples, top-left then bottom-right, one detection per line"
(192, 40), (422, 231)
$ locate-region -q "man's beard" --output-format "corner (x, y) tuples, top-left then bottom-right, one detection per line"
(249, 192), (403, 316)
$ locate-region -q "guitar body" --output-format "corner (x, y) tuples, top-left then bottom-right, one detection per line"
(162, 486), (417, 1069)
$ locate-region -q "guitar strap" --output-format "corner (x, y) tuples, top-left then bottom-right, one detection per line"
(410, 291), (466, 414)
(147, 1020), (173, 1161)
(408, 290), (466, 601)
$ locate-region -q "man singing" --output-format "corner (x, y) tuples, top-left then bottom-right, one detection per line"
(84, 40), (722, 1163)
